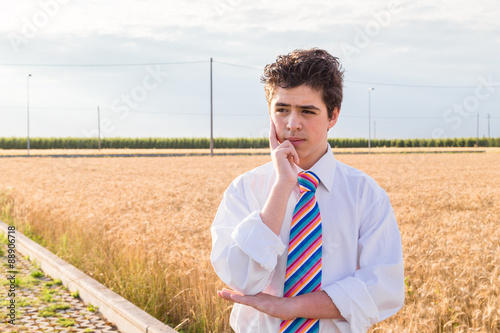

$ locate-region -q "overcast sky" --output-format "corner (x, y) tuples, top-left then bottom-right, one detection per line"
(1, 0), (499, 140)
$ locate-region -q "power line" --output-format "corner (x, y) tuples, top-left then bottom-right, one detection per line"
(2, 59), (497, 88)
(214, 60), (262, 70)
(341, 115), (445, 120)
(0, 106), (96, 110)
(343, 80), (500, 88)
(0, 61), (208, 67)
(118, 110), (268, 116)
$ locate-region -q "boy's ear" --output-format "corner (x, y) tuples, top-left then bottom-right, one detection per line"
(328, 107), (340, 129)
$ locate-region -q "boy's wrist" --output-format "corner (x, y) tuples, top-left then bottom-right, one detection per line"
(273, 178), (297, 194)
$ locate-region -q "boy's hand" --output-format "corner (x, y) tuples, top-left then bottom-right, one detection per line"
(269, 120), (299, 187)
(217, 288), (297, 321)
(260, 120), (299, 235)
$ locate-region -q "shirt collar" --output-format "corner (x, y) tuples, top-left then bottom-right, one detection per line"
(297, 143), (336, 192)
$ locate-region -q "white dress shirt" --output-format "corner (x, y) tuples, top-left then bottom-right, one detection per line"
(211, 148), (404, 332)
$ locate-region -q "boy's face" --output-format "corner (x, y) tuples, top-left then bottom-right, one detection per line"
(269, 84), (339, 170)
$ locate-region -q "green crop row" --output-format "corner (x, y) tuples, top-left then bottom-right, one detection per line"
(328, 137), (500, 148)
(0, 137), (499, 149)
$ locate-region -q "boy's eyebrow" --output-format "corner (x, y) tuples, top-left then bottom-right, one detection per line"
(298, 104), (321, 111)
(274, 102), (321, 111)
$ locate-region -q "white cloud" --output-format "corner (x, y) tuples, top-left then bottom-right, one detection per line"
(0, 0), (499, 139)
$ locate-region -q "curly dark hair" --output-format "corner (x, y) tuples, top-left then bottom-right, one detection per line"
(261, 48), (344, 119)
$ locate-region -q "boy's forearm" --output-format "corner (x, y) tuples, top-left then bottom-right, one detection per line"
(260, 181), (295, 235)
(218, 289), (344, 321)
(288, 291), (344, 320)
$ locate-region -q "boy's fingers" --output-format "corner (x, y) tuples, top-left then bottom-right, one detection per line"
(269, 120), (299, 166)
(217, 288), (239, 302)
(290, 149), (299, 165)
(269, 120), (279, 150)
(292, 146), (299, 164)
(278, 141), (299, 165)
(217, 290), (230, 301)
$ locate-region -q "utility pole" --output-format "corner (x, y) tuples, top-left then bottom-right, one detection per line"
(210, 57), (214, 157)
(476, 113), (479, 147)
(368, 88), (374, 152)
(27, 74), (32, 156)
(488, 113), (490, 138)
(97, 106), (101, 151)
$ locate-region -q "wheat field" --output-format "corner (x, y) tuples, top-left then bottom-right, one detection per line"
(0, 152), (499, 332)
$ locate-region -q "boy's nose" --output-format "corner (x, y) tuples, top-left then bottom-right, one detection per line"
(286, 112), (302, 131)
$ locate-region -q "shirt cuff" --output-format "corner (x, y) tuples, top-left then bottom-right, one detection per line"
(323, 278), (379, 332)
(231, 211), (286, 272)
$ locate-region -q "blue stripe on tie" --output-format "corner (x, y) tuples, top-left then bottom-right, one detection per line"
(290, 202), (319, 239)
(293, 200), (319, 225)
(291, 193), (314, 220)
(285, 258), (317, 288)
(310, 321), (320, 332)
(285, 248), (322, 288)
(295, 204), (320, 227)
(299, 177), (317, 193)
(282, 317), (307, 333)
(287, 224), (321, 262)
(287, 226), (321, 264)
(282, 318), (320, 333)
(299, 266), (322, 294)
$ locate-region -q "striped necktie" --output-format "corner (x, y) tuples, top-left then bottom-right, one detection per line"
(280, 171), (322, 333)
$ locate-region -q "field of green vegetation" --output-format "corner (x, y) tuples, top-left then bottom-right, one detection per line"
(1, 137), (499, 149)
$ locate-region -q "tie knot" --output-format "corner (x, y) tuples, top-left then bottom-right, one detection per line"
(298, 171), (320, 193)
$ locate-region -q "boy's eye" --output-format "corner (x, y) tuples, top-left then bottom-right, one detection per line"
(276, 108), (287, 113)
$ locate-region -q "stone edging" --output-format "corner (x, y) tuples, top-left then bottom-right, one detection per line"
(0, 220), (177, 333)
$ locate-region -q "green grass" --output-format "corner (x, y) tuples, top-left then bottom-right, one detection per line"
(1, 276), (39, 288)
(87, 303), (98, 313)
(57, 317), (75, 327)
(19, 275), (40, 287)
(30, 270), (44, 278)
(41, 293), (54, 303)
(45, 279), (62, 287)
(0, 297), (33, 307)
(39, 303), (70, 317)
(0, 297), (37, 308)
(0, 233), (8, 245)
(19, 224), (48, 248)
(18, 298), (35, 307)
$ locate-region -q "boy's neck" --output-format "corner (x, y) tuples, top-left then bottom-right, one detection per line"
(297, 143), (330, 170)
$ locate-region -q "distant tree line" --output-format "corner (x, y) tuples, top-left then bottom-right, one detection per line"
(0, 137), (499, 149)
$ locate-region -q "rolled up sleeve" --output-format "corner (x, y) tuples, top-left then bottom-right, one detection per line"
(232, 211), (286, 272)
(323, 191), (405, 332)
(211, 180), (286, 295)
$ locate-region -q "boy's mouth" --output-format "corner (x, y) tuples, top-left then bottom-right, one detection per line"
(286, 137), (305, 146)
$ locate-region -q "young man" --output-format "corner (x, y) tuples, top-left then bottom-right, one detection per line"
(211, 48), (404, 332)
